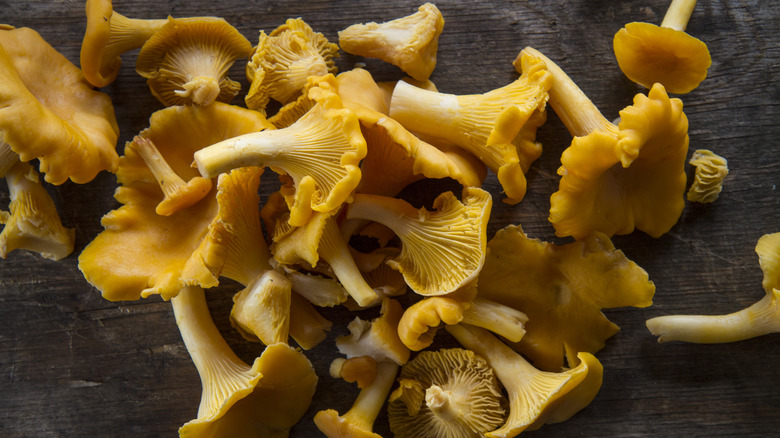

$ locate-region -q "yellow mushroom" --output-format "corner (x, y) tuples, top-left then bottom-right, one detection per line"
(447, 324), (603, 438)
(314, 360), (399, 438)
(389, 52), (551, 204)
(194, 81), (366, 228)
(519, 47), (689, 239)
(647, 232), (780, 343)
(478, 225), (655, 372)
(388, 348), (507, 438)
(230, 269), (291, 346)
(80, 0), (167, 88)
(271, 209), (382, 308)
(78, 103), (273, 301)
(338, 3), (445, 81)
(0, 26), (119, 185)
(331, 355), (379, 389)
(613, 0), (711, 94)
(135, 16), (252, 106)
(245, 18), (339, 114)
(346, 187), (492, 296)
(172, 286), (318, 437)
(0, 161), (74, 260)
(686, 149), (728, 203)
(336, 298), (411, 365)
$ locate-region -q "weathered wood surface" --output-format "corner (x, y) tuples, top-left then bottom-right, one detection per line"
(1, 0), (778, 436)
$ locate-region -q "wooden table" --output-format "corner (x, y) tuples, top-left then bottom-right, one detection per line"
(2, 1), (778, 436)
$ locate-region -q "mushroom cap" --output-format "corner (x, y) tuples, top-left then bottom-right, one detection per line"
(230, 269), (292, 345)
(180, 343), (318, 437)
(550, 83), (689, 239)
(338, 3), (444, 81)
(477, 225), (654, 371)
(757, 232), (780, 294)
(245, 18), (339, 114)
(0, 27), (119, 185)
(613, 21), (711, 94)
(78, 103), (272, 301)
(136, 16), (252, 106)
(388, 348), (506, 438)
(81, 0), (121, 87)
(347, 187), (493, 296)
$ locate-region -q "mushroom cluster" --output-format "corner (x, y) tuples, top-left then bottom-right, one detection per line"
(2, 0), (774, 437)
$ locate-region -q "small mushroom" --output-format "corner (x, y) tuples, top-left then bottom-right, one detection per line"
(387, 348), (506, 438)
(135, 16), (252, 106)
(80, 0), (167, 87)
(613, 0), (711, 94)
(338, 3), (445, 81)
(519, 47), (689, 239)
(686, 149), (728, 203)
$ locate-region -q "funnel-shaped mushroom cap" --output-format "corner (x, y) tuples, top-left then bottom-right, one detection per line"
(388, 348), (506, 438)
(245, 18), (339, 114)
(174, 286), (317, 437)
(447, 324), (603, 437)
(194, 82), (366, 228)
(646, 232), (780, 344)
(136, 16), (252, 106)
(614, 21), (711, 94)
(80, 0), (167, 87)
(389, 53), (551, 204)
(0, 27), (119, 185)
(338, 3), (444, 81)
(346, 187), (492, 296)
(0, 161), (75, 260)
(478, 225), (654, 371)
(78, 103), (273, 301)
(550, 83), (689, 239)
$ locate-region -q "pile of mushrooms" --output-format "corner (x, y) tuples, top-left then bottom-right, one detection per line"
(2, 0), (776, 437)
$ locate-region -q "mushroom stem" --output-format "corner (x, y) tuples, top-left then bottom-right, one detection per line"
(0, 139), (19, 178)
(520, 47), (615, 138)
(661, 0), (697, 31)
(170, 285), (260, 418)
(128, 135), (211, 216)
(646, 289), (780, 343)
(341, 361), (399, 431)
(193, 130), (288, 179)
(461, 297), (528, 343)
(425, 385), (470, 425)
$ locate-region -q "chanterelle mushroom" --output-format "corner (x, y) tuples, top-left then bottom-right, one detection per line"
(80, 0), (167, 88)
(686, 149), (728, 203)
(0, 26), (119, 185)
(387, 348), (507, 438)
(519, 47), (689, 239)
(338, 3), (445, 81)
(135, 16), (252, 106)
(613, 0), (711, 94)
(448, 324), (604, 437)
(0, 161), (75, 260)
(647, 232), (780, 343)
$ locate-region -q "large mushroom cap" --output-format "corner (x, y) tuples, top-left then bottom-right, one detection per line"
(136, 16), (252, 106)
(0, 26), (119, 185)
(613, 21), (711, 94)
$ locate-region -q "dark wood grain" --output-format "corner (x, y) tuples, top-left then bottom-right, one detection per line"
(1, 0), (779, 437)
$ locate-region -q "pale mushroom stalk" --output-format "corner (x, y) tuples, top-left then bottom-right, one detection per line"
(647, 290), (780, 343)
(447, 324), (603, 437)
(127, 136), (212, 216)
(314, 361), (399, 438)
(521, 47), (614, 139)
(461, 297), (528, 342)
(318, 215), (382, 308)
(170, 285), (262, 419)
(661, 0), (697, 31)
